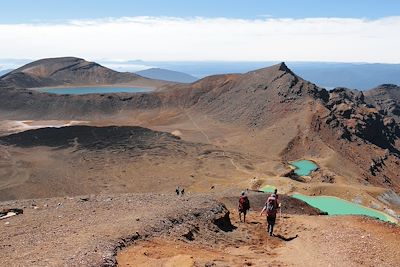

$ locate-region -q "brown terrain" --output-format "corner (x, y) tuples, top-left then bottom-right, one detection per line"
(0, 57), (171, 89)
(0, 57), (399, 266)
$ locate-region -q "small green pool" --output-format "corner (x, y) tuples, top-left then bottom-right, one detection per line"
(260, 185), (276, 193)
(291, 160), (318, 176)
(293, 193), (397, 223)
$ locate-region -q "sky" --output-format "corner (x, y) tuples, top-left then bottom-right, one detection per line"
(0, 1), (399, 63)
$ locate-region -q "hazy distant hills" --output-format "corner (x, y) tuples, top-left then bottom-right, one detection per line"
(2, 59), (400, 89)
(0, 69), (12, 77)
(135, 68), (198, 83)
(133, 61), (400, 90)
(0, 57), (170, 89)
(291, 63), (400, 90)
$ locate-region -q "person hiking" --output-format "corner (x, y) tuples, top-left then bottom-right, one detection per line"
(274, 188), (282, 217)
(175, 186), (180, 196)
(274, 189), (279, 200)
(181, 188), (185, 196)
(260, 193), (279, 236)
(238, 191), (250, 222)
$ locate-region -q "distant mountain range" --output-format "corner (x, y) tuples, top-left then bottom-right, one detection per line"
(128, 61), (400, 90)
(2, 59), (399, 89)
(291, 63), (400, 90)
(135, 68), (198, 83)
(0, 69), (12, 77)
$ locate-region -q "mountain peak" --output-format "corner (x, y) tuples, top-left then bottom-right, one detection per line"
(277, 62), (290, 72)
(246, 62), (294, 78)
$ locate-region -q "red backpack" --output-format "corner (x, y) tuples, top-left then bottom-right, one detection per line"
(266, 196), (277, 216)
(239, 196), (250, 211)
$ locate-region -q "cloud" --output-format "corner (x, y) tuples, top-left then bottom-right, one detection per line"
(97, 61), (156, 72)
(0, 16), (399, 63)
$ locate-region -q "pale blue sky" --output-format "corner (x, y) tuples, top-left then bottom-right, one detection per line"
(0, 0), (399, 23)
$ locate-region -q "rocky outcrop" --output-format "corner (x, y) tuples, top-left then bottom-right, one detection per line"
(323, 87), (399, 152)
(365, 84), (400, 122)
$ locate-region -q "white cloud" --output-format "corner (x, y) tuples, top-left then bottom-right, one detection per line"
(98, 62), (156, 72)
(0, 16), (399, 63)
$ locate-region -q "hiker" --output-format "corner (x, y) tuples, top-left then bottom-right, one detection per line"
(175, 186), (180, 196)
(260, 193), (279, 236)
(238, 191), (250, 222)
(181, 188), (185, 196)
(274, 188), (282, 217)
(274, 188), (279, 200)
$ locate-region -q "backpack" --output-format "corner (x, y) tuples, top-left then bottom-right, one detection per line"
(266, 196), (277, 216)
(239, 196), (250, 211)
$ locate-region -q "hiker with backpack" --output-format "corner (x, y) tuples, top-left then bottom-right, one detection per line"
(260, 193), (279, 236)
(238, 191), (250, 223)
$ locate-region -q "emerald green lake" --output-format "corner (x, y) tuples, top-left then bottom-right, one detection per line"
(293, 193), (397, 223)
(260, 185), (276, 193)
(291, 160), (318, 176)
(37, 87), (152, 95)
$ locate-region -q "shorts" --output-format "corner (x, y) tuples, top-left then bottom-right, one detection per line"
(267, 216), (276, 226)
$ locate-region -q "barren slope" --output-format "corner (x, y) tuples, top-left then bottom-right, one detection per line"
(0, 57), (170, 89)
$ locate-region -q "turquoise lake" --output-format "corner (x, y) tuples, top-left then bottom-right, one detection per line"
(291, 160), (318, 176)
(293, 193), (397, 223)
(260, 185), (276, 193)
(38, 87), (152, 95)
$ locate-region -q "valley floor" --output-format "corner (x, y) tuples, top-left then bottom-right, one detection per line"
(0, 114), (399, 266)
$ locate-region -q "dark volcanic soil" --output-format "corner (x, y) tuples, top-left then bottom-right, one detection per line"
(0, 125), (182, 150)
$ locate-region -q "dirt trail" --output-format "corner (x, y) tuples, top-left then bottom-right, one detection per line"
(183, 111), (212, 144)
(118, 209), (286, 267)
(276, 215), (400, 267)
(183, 110), (259, 176)
(118, 207), (400, 267)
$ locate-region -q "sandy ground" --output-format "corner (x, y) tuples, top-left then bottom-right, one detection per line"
(117, 208), (400, 267)
(0, 193), (228, 266)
